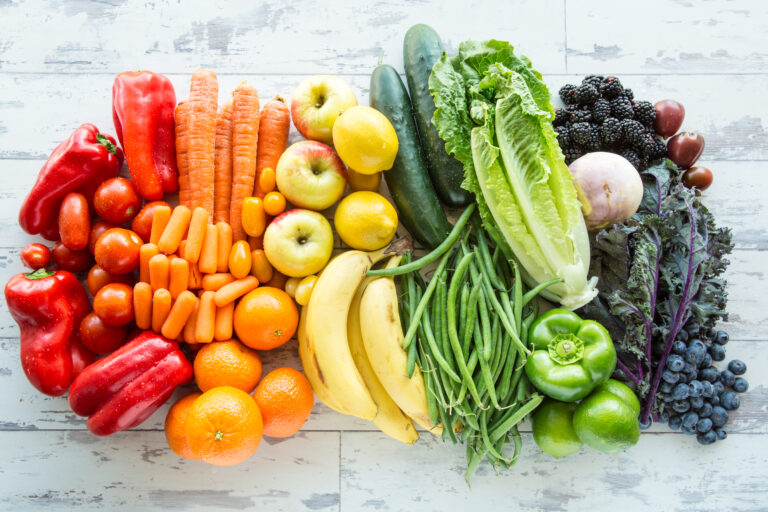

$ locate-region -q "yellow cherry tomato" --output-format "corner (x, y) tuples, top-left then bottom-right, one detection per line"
(284, 277), (301, 299)
(228, 240), (252, 279)
(250, 249), (273, 284)
(258, 167), (276, 196)
(347, 169), (382, 192)
(294, 275), (318, 307)
(263, 191), (287, 217)
(241, 197), (266, 237)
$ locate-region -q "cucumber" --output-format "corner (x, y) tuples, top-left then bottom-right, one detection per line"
(370, 64), (451, 249)
(403, 24), (472, 207)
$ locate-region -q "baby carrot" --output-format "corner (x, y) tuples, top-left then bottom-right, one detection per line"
(139, 243), (159, 283)
(214, 276), (259, 307)
(183, 300), (199, 344)
(188, 262), (203, 289)
(216, 221), (233, 273)
(161, 290), (198, 340)
(214, 301), (235, 341)
(149, 254), (170, 292)
(182, 207), (210, 264)
(149, 205), (172, 245)
(175, 101), (191, 208)
(228, 239), (252, 279)
(198, 224), (219, 274)
(151, 288), (172, 333)
(213, 101), (234, 224)
(133, 282), (153, 330)
(195, 290), (216, 343)
(255, 95), (290, 196)
(202, 272), (235, 291)
(169, 257), (189, 299)
(230, 83), (260, 241)
(186, 69), (218, 212)
(250, 249), (273, 284)
(158, 205), (192, 254)
(241, 196), (266, 237)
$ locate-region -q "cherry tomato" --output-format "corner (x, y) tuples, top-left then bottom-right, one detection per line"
(131, 200), (170, 242)
(79, 312), (127, 353)
(93, 282), (134, 326)
(93, 177), (142, 224)
(58, 192), (91, 250)
(667, 132), (705, 169)
(94, 228), (142, 275)
(87, 264), (136, 296)
(20, 243), (51, 269)
(51, 242), (92, 272)
(682, 166), (714, 191)
(653, 100), (685, 139)
(89, 220), (118, 254)
(263, 191), (287, 216)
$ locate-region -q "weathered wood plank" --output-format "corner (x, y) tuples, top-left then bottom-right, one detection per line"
(0, 430), (341, 511)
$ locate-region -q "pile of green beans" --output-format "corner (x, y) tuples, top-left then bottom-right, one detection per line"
(375, 204), (558, 481)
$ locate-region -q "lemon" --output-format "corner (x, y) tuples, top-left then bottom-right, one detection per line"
(332, 106), (398, 175)
(334, 191), (398, 250)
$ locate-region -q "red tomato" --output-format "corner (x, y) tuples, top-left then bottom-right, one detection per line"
(94, 228), (142, 275)
(93, 283), (134, 326)
(58, 192), (91, 250)
(79, 312), (127, 353)
(682, 166), (714, 191)
(131, 200), (171, 242)
(93, 177), (142, 224)
(20, 243), (51, 269)
(51, 242), (92, 272)
(87, 264), (136, 296)
(667, 132), (705, 169)
(89, 220), (118, 254)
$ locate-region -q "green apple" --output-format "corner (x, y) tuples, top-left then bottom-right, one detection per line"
(290, 75), (357, 144)
(263, 208), (334, 277)
(276, 140), (347, 211)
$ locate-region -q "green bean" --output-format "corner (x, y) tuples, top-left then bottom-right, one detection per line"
(456, 351), (478, 405)
(421, 310), (461, 383)
(512, 260), (523, 335)
(367, 204), (476, 276)
(477, 288), (493, 362)
(406, 331), (418, 378)
(479, 272), (529, 357)
(419, 348), (440, 427)
(480, 410), (510, 464)
(489, 393), (543, 443)
(465, 445), (486, 484)
(490, 315), (505, 381)
(508, 425), (523, 467)
(461, 286), (480, 358)
(401, 247), (452, 351)
(497, 324), (521, 401)
(473, 322), (500, 409)
(439, 404), (457, 444)
(475, 229), (505, 292)
(521, 277), (562, 306)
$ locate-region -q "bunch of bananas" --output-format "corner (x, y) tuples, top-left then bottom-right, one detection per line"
(298, 248), (441, 444)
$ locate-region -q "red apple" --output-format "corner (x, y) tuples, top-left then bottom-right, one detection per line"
(290, 75), (358, 144)
(668, 132), (705, 169)
(276, 140), (347, 211)
(263, 209), (334, 277)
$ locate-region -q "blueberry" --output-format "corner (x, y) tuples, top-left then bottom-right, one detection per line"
(713, 381), (725, 395)
(672, 383), (690, 400)
(681, 411), (699, 428)
(661, 382), (675, 394)
(720, 391), (740, 411)
(689, 396), (704, 410)
(700, 366), (718, 382)
(685, 340), (707, 364)
(683, 361), (696, 374)
(733, 378), (749, 393)
(728, 360), (747, 375)
(698, 402), (713, 418)
(700, 353), (713, 368)
(714, 331), (729, 345)
(688, 380), (704, 398)
(701, 381), (714, 398)
(668, 415), (682, 430)
(709, 344), (726, 362)
(672, 400), (691, 413)
(672, 340), (687, 355)
(715, 428), (727, 440)
(697, 430), (717, 445)
(697, 417), (713, 433)
(711, 406), (729, 427)
(666, 354), (685, 372)
(720, 370), (736, 387)
(678, 330), (690, 342)
(710, 394), (721, 406)
(682, 423), (697, 435)
(686, 322), (701, 336)
(639, 419), (651, 430)
(662, 370), (680, 384)
(660, 410), (671, 423)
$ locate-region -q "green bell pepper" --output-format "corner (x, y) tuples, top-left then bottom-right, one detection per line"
(525, 308), (617, 402)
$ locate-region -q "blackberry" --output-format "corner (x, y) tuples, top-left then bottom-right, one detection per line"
(571, 122), (592, 146)
(562, 147), (583, 165)
(637, 134), (658, 156)
(649, 139), (668, 159)
(569, 110), (593, 123)
(574, 84), (599, 105)
(610, 96), (635, 120)
(582, 75), (604, 88)
(624, 88), (634, 100)
(556, 128), (572, 149)
(553, 108), (569, 127)
(621, 148), (642, 169)
(591, 98), (611, 124)
(584, 125), (601, 151)
(634, 100), (656, 127)
(600, 76), (624, 99)
(559, 84), (578, 105)
(621, 119), (646, 148)
(600, 117), (622, 145)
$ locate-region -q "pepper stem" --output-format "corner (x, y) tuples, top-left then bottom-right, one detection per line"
(547, 333), (585, 365)
(24, 268), (55, 280)
(96, 133), (117, 155)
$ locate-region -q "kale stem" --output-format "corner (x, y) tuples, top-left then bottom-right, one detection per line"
(616, 358), (641, 386)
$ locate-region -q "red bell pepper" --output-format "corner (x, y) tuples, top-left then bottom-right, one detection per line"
(112, 71), (178, 200)
(69, 331), (192, 436)
(4, 268), (94, 396)
(18, 123), (123, 241)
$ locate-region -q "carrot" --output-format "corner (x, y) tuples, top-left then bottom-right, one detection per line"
(183, 300), (200, 344)
(215, 221), (233, 272)
(255, 95), (290, 197)
(202, 273), (235, 291)
(195, 290), (216, 343)
(161, 290), (198, 340)
(174, 101), (191, 208)
(186, 69), (218, 212)
(169, 257), (190, 299)
(229, 83), (261, 241)
(149, 205), (172, 245)
(213, 276), (259, 307)
(139, 243), (159, 283)
(198, 224), (218, 274)
(189, 261), (203, 289)
(149, 254), (170, 292)
(214, 302), (235, 341)
(182, 207), (210, 264)
(151, 288), (172, 333)
(133, 282), (153, 330)
(158, 205), (192, 254)
(213, 101), (234, 224)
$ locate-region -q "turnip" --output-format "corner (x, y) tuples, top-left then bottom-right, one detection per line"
(568, 152), (643, 230)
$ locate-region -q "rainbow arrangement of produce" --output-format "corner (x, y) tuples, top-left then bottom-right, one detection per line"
(5, 24), (748, 479)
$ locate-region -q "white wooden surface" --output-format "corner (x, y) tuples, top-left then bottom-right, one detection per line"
(1, 0), (767, 510)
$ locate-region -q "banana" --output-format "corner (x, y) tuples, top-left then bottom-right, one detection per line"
(302, 249), (387, 420)
(360, 269), (442, 435)
(348, 277), (419, 444)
